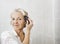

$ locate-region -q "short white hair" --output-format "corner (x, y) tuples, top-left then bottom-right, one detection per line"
(14, 8), (28, 16)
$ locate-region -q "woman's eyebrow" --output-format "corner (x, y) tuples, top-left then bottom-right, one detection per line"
(17, 17), (21, 19)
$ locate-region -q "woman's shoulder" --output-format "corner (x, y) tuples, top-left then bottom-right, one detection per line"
(1, 30), (11, 39)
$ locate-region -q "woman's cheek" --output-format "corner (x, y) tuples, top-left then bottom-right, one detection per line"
(20, 21), (25, 26)
(11, 21), (14, 26)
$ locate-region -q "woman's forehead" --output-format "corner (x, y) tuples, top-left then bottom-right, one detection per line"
(11, 11), (24, 18)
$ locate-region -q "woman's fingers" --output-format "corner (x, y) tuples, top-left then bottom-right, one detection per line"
(26, 20), (29, 25)
(28, 18), (33, 24)
(26, 18), (33, 31)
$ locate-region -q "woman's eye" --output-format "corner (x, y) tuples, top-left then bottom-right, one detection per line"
(12, 18), (15, 20)
(18, 18), (21, 20)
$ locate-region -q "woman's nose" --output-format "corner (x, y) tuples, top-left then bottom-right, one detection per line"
(14, 20), (18, 24)
(15, 21), (18, 24)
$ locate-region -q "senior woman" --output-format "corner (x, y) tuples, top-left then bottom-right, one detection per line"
(1, 8), (33, 44)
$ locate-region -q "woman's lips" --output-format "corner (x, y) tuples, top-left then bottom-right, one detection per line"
(14, 24), (19, 26)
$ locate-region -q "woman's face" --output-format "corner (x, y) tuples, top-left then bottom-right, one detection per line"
(11, 11), (25, 30)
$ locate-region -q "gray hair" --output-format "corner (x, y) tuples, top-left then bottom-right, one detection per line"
(14, 8), (28, 16)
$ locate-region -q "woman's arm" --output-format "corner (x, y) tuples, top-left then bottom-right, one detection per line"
(22, 30), (30, 44)
(22, 18), (33, 44)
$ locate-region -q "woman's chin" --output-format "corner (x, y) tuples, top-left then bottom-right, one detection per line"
(14, 27), (20, 30)
(13, 26), (23, 30)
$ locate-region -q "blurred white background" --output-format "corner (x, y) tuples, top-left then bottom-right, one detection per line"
(54, 0), (60, 44)
(0, 0), (55, 44)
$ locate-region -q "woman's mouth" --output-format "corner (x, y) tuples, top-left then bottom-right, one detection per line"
(14, 24), (19, 26)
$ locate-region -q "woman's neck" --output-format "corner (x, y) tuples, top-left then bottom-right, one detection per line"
(14, 28), (25, 42)
(15, 28), (24, 36)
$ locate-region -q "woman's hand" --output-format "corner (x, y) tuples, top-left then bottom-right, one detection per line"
(26, 18), (33, 32)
